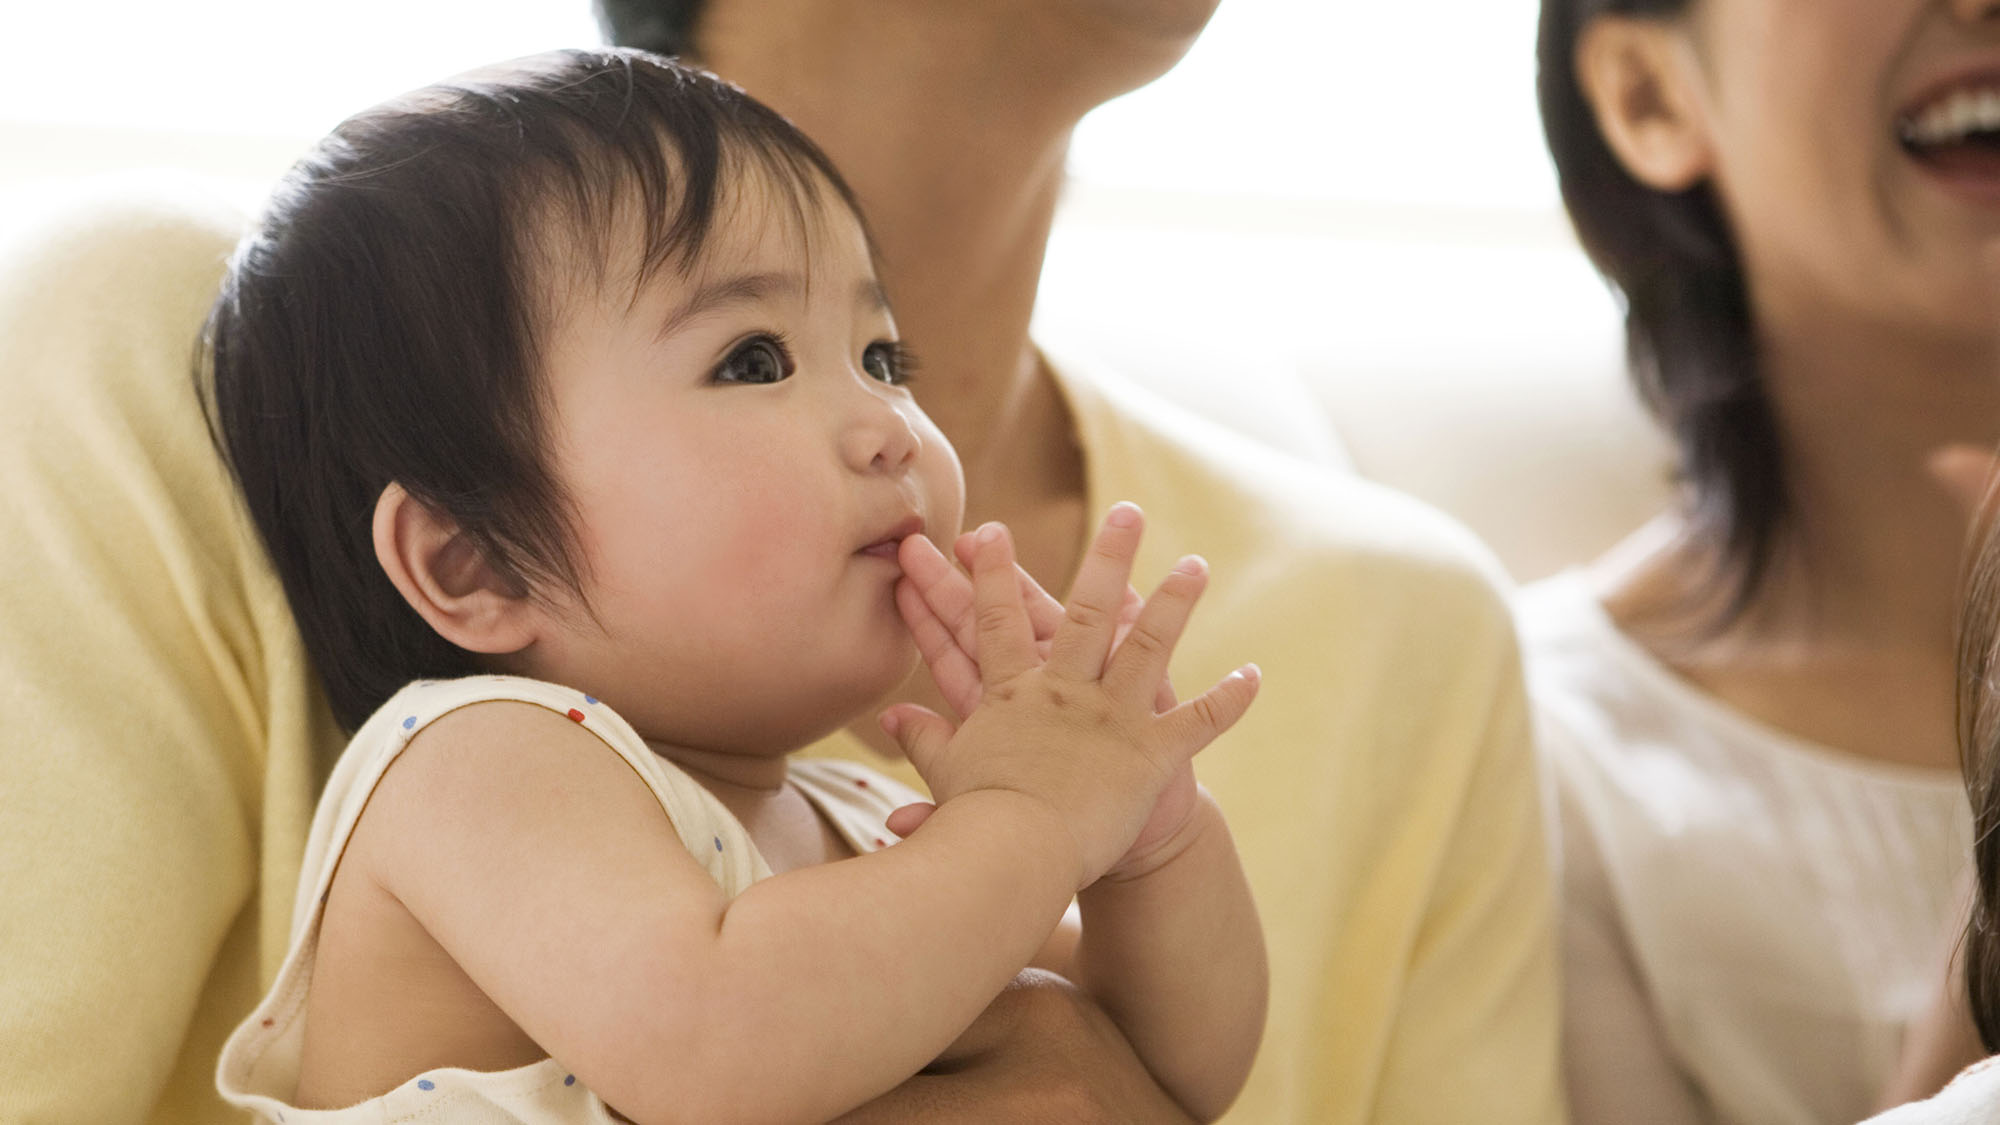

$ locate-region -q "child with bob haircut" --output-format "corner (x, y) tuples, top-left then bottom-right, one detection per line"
(206, 48), (1265, 1123)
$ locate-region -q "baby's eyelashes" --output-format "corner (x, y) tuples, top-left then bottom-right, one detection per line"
(709, 333), (796, 385)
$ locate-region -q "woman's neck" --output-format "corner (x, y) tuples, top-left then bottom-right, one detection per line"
(699, 8), (1082, 496)
(1601, 300), (1999, 769)
(1755, 303), (2000, 647)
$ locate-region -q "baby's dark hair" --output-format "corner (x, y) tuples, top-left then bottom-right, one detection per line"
(203, 47), (862, 733)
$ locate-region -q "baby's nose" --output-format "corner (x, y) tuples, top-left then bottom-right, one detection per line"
(842, 395), (921, 474)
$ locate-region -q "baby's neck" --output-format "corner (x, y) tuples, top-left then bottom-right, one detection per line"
(646, 738), (793, 798)
(647, 738), (855, 875)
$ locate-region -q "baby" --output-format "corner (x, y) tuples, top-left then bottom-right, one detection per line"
(206, 48), (1264, 1123)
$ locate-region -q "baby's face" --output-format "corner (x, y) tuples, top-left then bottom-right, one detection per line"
(518, 174), (965, 754)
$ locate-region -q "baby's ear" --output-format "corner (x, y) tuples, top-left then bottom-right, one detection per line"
(1575, 14), (1715, 193)
(373, 482), (538, 655)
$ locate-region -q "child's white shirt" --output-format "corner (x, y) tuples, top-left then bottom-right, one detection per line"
(216, 674), (922, 1122)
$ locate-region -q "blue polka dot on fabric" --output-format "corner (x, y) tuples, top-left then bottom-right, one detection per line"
(714, 836), (723, 852)
(584, 695), (598, 705)
(402, 716), (416, 730)
(565, 1074), (577, 1087)
(417, 1078), (435, 1091)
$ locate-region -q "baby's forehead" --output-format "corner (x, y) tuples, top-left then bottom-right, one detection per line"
(536, 160), (878, 314)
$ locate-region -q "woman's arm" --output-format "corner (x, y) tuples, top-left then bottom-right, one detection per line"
(831, 970), (1197, 1124)
(0, 198), (321, 1125)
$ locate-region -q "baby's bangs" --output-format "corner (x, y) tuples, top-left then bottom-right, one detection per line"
(498, 51), (869, 298)
(617, 128), (864, 297)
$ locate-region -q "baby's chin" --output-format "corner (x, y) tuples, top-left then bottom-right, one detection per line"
(836, 638), (924, 722)
(770, 639), (924, 750)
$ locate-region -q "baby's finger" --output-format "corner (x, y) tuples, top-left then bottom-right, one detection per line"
(1154, 664), (1261, 761)
(1018, 564), (1067, 644)
(1048, 503), (1144, 682)
(879, 703), (956, 778)
(901, 533), (978, 645)
(969, 523), (1040, 685)
(896, 578), (983, 718)
(952, 532), (1066, 645)
(1102, 555), (1208, 702)
(1117, 585), (1144, 628)
(1109, 585), (1176, 713)
(885, 801), (937, 838)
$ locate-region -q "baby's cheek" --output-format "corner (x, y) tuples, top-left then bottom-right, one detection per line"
(716, 486), (835, 583)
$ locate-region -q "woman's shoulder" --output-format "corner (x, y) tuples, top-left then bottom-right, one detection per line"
(1057, 353), (1517, 627)
(1514, 568), (1613, 654)
(1, 175), (247, 331)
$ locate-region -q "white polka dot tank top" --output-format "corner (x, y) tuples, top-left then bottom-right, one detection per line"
(215, 674), (923, 1123)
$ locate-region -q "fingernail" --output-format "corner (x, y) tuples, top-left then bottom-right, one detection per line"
(1173, 555), (1207, 577)
(878, 710), (902, 737)
(1107, 502), (1141, 528)
(977, 522), (1003, 546)
(1236, 662), (1261, 684)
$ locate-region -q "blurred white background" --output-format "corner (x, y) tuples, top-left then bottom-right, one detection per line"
(0, 0), (1659, 579)
(0, 0), (1557, 207)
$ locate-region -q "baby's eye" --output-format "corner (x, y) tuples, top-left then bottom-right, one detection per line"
(712, 336), (794, 385)
(862, 341), (910, 386)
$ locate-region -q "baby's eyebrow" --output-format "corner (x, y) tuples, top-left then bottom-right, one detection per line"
(856, 278), (889, 315)
(655, 272), (800, 340)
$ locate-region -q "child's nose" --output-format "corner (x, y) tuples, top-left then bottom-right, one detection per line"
(842, 393), (922, 475)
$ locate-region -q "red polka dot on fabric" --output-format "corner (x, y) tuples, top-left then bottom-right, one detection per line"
(874, 838), (887, 848)
(260, 1018), (275, 1028)
(854, 778), (869, 789)
(566, 709), (585, 723)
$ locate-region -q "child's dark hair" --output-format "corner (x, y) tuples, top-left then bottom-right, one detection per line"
(1960, 482), (2000, 1050)
(1538, 0), (1784, 624)
(203, 47), (862, 733)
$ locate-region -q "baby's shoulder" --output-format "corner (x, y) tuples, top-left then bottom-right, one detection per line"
(337, 676), (761, 892)
(362, 676), (625, 792)
(351, 674), (629, 766)
(331, 676), (657, 846)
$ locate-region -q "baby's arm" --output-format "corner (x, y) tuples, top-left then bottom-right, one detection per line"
(894, 508), (1268, 1121)
(345, 520), (1250, 1125)
(1072, 782), (1267, 1122)
(350, 703), (1077, 1123)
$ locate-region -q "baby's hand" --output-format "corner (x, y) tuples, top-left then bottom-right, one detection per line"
(893, 520), (1158, 723)
(879, 507), (1258, 890)
(890, 508), (1200, 877)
